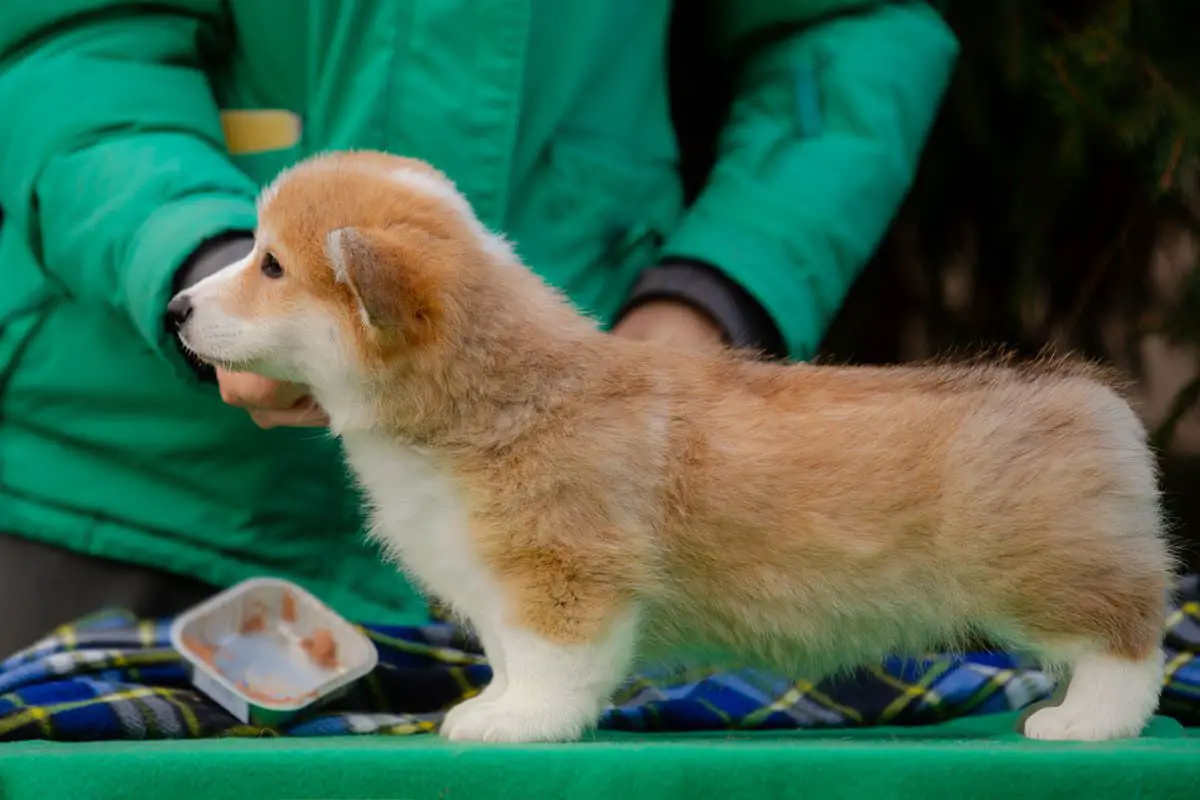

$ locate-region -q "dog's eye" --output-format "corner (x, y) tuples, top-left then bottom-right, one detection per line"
(261, 253), (284, 279)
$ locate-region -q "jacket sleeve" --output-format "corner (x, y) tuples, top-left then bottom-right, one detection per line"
(661, 1), (958, 360)
(0, 2), (258, 376)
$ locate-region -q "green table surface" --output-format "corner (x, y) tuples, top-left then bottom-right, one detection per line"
(1, 713), (1197, 800)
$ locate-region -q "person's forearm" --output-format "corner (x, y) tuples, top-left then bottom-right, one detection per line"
(0, 2), (256, 380)
(657, 1), (957, 360)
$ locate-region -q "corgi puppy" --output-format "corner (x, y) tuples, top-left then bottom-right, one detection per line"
(172, 151), (1172, 743)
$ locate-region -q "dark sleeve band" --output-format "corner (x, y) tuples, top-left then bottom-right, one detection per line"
(172, 232), (255, 294)
(617, 259), (788, 358)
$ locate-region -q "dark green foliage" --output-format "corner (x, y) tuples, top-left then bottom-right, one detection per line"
(906, 1), (1200, 446)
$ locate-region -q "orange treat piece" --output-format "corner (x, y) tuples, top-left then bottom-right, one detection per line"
(300, 628), (339, 669)
(241, 601), (267, 634)
(181, 635), (217, 666)
(281, 591), (297, 622)
(239, 684), (319, 705)
(237, 669), (321, 706)
(242, 684), (293, 703)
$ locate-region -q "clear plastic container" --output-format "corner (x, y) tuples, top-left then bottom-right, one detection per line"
(170, 577), (379, 726)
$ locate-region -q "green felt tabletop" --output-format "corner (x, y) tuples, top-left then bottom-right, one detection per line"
(1, 713), (1197, 799)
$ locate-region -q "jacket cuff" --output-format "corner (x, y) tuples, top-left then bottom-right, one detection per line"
(172, 232), (255, 293)
(618, 260), (788, 358)
(169, 232), (255, 380)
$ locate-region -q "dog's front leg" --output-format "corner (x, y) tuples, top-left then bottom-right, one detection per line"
(439, 609), (638, 743)
(440, 614), (510, 730)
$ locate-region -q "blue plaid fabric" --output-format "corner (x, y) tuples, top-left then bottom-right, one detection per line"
(0, 575), (1196, 741)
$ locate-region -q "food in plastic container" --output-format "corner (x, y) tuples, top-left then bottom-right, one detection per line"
(170, 577), (378, 726)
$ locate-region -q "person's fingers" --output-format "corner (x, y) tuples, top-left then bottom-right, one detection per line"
(266, 381), (312, 409)
(248, 403), (331, 430)
(213, 367), (329, 427)
(216, 368), (311, 411)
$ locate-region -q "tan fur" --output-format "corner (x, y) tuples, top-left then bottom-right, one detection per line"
(458, 352), (1172, 663)
(212, 151), (1174, 737)
(240, 155), (472, 358)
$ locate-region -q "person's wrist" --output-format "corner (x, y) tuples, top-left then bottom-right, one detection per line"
(617, 259), (787, 358)
(611, 298), (726, 348)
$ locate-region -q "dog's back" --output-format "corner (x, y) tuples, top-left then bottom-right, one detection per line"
(638, 353), (1166, 659)
(622, 352), (1168, 739)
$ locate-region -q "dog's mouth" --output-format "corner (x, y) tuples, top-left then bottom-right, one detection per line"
(176, 334), (242, 373)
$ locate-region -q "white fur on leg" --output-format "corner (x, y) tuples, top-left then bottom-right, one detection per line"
(440, 621), (510, 730)
(440, 615), (637, 743)
(1023, 649), (1163, 741)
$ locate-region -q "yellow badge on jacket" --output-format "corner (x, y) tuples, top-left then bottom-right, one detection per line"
(219, 110), (302, 155)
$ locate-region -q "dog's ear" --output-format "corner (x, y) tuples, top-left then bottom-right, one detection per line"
(325, 225), (447, 343)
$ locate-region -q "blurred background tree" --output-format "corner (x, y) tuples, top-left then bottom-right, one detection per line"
(672, 0), (1200, 570)
(894, 0), (1199, 421)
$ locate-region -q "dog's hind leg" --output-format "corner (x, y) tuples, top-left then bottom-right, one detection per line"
(1021, 644), (1163, 741)
(1009, 544), (1168, 741)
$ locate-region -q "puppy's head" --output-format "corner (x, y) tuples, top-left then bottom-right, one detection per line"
(172, 151), (493, 385)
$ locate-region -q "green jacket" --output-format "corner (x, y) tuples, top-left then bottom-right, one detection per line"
(0, 0), (956, 622)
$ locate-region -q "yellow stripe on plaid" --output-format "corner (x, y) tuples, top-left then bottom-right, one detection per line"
(0, 685), (193, 739)
(1164, 649), (1197, 700)
(138, 620), (157, 648)
(378, 718), (440, 736)
(1165, 605), (1188, 631)
(57, 623), (77, 650)
(612, 667), (718, 704)
(158, 688), (207, 737)
(1165, 650), (1191, 681)
(694, 698), (735, 727)
(0, 700), (54, 739)
(955, 668), (1016, 718)
(364, 630), (484, 666)
(741, 679), (865, 728)
(871, 660), (952, 722)
(217, 723), (280, 738)
(114, 649), (179, 667)
(446, 666), (482, 702)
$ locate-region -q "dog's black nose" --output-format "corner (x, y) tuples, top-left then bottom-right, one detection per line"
(166, 294), (194, 329)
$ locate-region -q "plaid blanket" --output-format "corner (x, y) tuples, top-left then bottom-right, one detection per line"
(1, 575), (1197, 741)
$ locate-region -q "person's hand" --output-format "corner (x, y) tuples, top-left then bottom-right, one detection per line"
(215, 367), (330, 429)
(611, 300), (725, 350)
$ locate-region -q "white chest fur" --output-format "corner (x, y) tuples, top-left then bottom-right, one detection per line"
(339, 433), (497, 617)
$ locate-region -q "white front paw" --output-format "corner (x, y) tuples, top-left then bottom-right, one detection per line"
(1023, 704), (1141, 742)
(440, 694), (498, 739)
(439, 691), (596, 743)
(1023, 706), (1081, 741)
